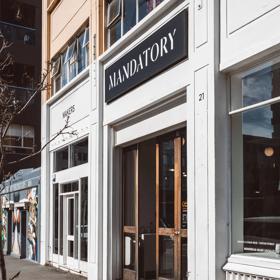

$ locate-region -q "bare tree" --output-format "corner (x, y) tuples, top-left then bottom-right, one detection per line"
(0, 32), (76, 280)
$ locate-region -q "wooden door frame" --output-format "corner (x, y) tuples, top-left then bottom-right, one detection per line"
(156, 130), (187, 280)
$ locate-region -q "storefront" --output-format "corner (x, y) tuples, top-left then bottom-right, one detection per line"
(97, 1), (226, 279)
(1, 168), (40, 262)
(44, 68), (91, 276)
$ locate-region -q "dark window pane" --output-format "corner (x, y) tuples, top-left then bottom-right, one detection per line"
(156, 0), (165, 6)
(123, 0), (136, 34)
(54, 147), (68, 172)
(71, 138), (88, 167)
(68, 198), (74, 236)
(123, 147), (137, 226)
(181, 237), (188, 280)
(80, 178), (88, 262)
(107, 0), (121, 25)
(124, 233), (136, 270)
(59, 196), (63, 255)
(243, 64), (280, 107)
(1, 1), (36, 28)
(68, 241), (74, 257)
(61, 182), (79, 193)
(181, 133), (187, 229)
(53, 184), (59, 254)
(139, 0), (154, 21)
(109, 20), (121, 46)
(159, 236), (174, 278)
(240, 103), (280, 253)
(159, 138), (174, 228)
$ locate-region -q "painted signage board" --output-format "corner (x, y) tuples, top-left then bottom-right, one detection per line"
(105, 9), (188, 103)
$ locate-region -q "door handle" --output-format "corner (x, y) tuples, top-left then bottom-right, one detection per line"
(174, 230), (180, 235)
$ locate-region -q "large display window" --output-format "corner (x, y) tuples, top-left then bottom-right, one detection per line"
(231, 62), (280, 256)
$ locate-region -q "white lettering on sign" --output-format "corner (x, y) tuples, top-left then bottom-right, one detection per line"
(62, 105), (75, 119)
(108, 28), (177, 91)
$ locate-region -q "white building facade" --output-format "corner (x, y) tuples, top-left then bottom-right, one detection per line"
(41, 0), (280, 279)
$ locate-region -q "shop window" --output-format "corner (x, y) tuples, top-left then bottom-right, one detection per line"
(231, 62), (280, 256)
(106, 0), (166, 46)
(51, 28), (89, 95)
(53, 138), (88, 172)
(3, 124), (35, 154)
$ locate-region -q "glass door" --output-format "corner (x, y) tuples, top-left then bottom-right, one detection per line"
(65, 194), (79, 269)
(122, 128), (187, 280)
(156, 130), (187, 280)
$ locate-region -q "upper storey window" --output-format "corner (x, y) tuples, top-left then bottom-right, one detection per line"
(1, 1), (36, 29)
(107, 0), (165, 47)
(51, 28), (89, 95)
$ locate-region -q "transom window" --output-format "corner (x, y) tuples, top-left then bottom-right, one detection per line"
(53, 138), (88, 172)
(107, 0), (165, 46)
(51, 28), (89, 95)
(231, 62), (280, 256)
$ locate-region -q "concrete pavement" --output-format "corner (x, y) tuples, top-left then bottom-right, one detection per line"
(5, 256), (86, 280)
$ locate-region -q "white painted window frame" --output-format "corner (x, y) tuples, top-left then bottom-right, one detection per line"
(229, 56), (280, 274)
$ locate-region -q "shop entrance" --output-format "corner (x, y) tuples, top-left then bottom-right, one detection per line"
(122, 128), (187, 280)
(52, 176), (88, 272)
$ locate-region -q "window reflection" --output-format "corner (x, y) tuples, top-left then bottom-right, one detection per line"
(71, 138), (88, 167)
(243, 63), (280, 107)
(159, 138), (174, 228)
(240, 103), (280, 253)
(159, 236), (174, 278)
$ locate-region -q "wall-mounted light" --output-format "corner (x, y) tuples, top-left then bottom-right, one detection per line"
(264, 147), (274, 157)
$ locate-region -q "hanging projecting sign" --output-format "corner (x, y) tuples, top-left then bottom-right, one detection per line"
(105, 9), (188, 103)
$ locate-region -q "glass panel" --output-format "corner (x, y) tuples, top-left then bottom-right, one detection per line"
(80, 178), (88, 262)
(123, 0), (136, 34)
(53, 184), (59, 254)
(181, 237), (188, 280)
(54, 147), (68, 172)
(124, 233), (136, 270)
(159, 236), (174, 278)
(138, 140), (156, 279)
(68, 199), (74, 236)
(156, 0), (165, 6)
(159, 138), (174, 228)
(107, 0), (121, 26)
(59, 196), (63, 255)
(61, 182), (79, 193)
(123, 147), (137, 226)
(71, 138), (88, 167)
(234, 103), (280, 253)
(181, 133), (187, 229)
(242, 63), (280, 107)
(74, 194), (79, 259)
(109, 20), (121, 46)
(138, 0), (154, 21)
(68, 241), (74, 257)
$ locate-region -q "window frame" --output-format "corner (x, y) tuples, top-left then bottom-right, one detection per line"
(51, 27), (89, 95)
(230, 58), (280, 258)
(106, 0), (165, 47)
(3, 124), (35, 152)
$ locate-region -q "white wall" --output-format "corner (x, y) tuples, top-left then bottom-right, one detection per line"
(221, 0), (280, 70)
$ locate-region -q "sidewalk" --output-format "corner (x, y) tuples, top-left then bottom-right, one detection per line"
(5, 256), (86, 280)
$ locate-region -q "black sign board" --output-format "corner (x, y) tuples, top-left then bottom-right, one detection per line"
(105, 9), (188, 103)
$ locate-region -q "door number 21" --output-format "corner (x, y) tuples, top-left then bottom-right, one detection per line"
(199, 92), (205, 102)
